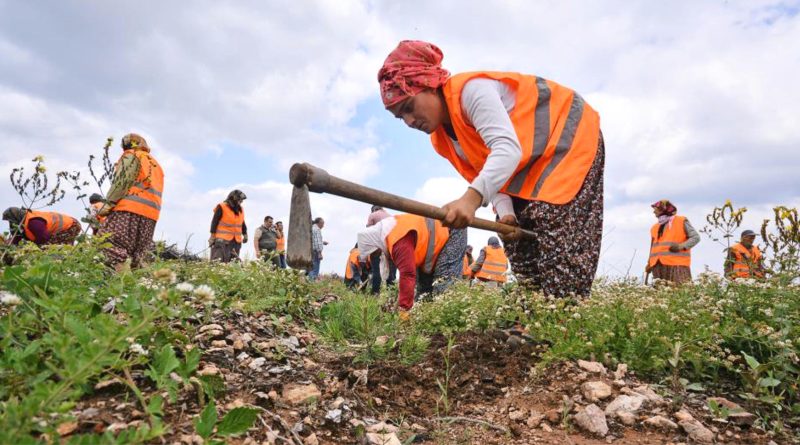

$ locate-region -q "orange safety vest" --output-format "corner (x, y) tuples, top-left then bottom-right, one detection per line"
(431, 71), (600, 205)
(730, 243), (763, 279)
(648, 216), (691, 267)
(475, 245), (509, 283)
(22, 210), (77, 241)
(345, 247), (360, 279)
(113, 148), (164, 221)
(276, 232), (286, 253)
(462, 254), (472, 276)
(386, 214), (450, 274)
(91, 202), (106, 224)
(212, 202), (245, 243)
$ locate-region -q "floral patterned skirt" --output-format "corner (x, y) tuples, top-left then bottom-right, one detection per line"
(98, 211), (156, 268)
(49, 223), (81, 245)
(650, 263), (692, 285)
(505, 135), (605, 298)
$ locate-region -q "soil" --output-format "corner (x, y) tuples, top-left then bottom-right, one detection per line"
(58, 310), (780, 445)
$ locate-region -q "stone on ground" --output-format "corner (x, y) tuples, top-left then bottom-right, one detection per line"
(574, 404), (609, 436)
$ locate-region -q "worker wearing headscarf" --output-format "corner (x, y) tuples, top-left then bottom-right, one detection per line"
(96, 134), (164, 270)
(2, 207), (81, 246)
(210, 189), (247, 263)
(378, 40), (604, 298)
(646, 200), (700, 285)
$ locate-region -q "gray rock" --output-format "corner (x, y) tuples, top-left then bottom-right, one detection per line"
(728, 411), (756, 426)
(574, 404), (609, 436)
(325, 409), (343, 424)
(366, 433), (402, 445)
(617, 411), (636, 426)
(604, 394), (646, 417)
(643, 415), (678, 430)
(679, 419), (714, 443)
(582, 381), (613, 402)
(578, 360), (607, 374)
(248, 357), (266, 370)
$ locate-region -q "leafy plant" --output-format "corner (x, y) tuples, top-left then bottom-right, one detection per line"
(193, 400), (260, 444)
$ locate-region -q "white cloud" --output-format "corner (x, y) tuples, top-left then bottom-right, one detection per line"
(1, 0), (798, 278)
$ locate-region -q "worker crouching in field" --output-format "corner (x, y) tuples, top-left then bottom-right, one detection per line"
(2, 207), (81, 246)
(378, 40), (604, 298)
(344, 244), (366, 288)
(470, 237), (509, 286)
(95, 134), (164, 270)
(357, 214), (466, 321)
(646, 200), (700, 285)
(725, 230), (765, 280)
(209, 190), (247, 263)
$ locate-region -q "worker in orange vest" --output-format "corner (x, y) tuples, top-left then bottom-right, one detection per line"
(275, 221), (287, 269)
(88, 193), (106, 234)
(646, 200), (700, 285)
(96, 133), (164, 269)
(344, 244), (366, 288)
(462, 245), (474, 279)
(2, 207), (80, 246)
(471, 237), (509, 285)
(357, 214), (467, 320)
(725, 230), (765, 279)
(209, 189), (247, 263)
(379, 41), (604, 298)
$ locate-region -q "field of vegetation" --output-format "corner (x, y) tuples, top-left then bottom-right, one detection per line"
(1, 233), (799, 444)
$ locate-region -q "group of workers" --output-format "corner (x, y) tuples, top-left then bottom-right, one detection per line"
(0, 40), (769, 317)
(206, 189), (288, 267)
(647, 199), (764, 284)
(3, 134), (163, 271)
(343, 207), (511, 302)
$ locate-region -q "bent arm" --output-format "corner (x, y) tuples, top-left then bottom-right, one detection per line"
(461, 79), (522, 206)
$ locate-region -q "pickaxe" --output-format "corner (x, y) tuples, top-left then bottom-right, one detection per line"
(286, 162), (535, 269)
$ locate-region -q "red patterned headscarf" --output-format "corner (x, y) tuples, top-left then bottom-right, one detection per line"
(378, 40), (450, 108)
(651, 199), (677, 216)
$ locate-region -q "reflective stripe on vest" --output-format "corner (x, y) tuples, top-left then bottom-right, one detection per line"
(430, 72), (600, 204)
(213, 202), (244, 242)
(386, 214), (450, 275)
(113, 149), (164, 221)
(648, 216), (691, 267)
(345, 248), (360, 279)
(731, 243), (762, 278)
(22, 210), (76, 240)
(475, 246), (508, 282)
(423, 218), (437, 273)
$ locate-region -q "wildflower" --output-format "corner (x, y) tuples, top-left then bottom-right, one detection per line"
(36, 165), (46, 173)
(152, 268), (177, 284)
(176, 282), (195, 293)
(32, 155), (45, 162)
(1, 291), (22, 307)
(129, 343), (148, 356)
(194, 285), (215, 304)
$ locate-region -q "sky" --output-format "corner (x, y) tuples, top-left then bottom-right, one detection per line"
(1, 0), (799, 278)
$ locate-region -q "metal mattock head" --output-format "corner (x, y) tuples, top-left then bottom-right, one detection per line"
(287, 184), (313, 269)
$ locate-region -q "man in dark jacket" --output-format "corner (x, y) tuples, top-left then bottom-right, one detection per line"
(254, 215), (279, 267)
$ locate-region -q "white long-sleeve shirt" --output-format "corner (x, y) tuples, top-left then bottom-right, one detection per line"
(452, 78), (521, 219)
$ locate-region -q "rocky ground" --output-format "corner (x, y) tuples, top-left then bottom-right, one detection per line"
(60, 308), (783, 444)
